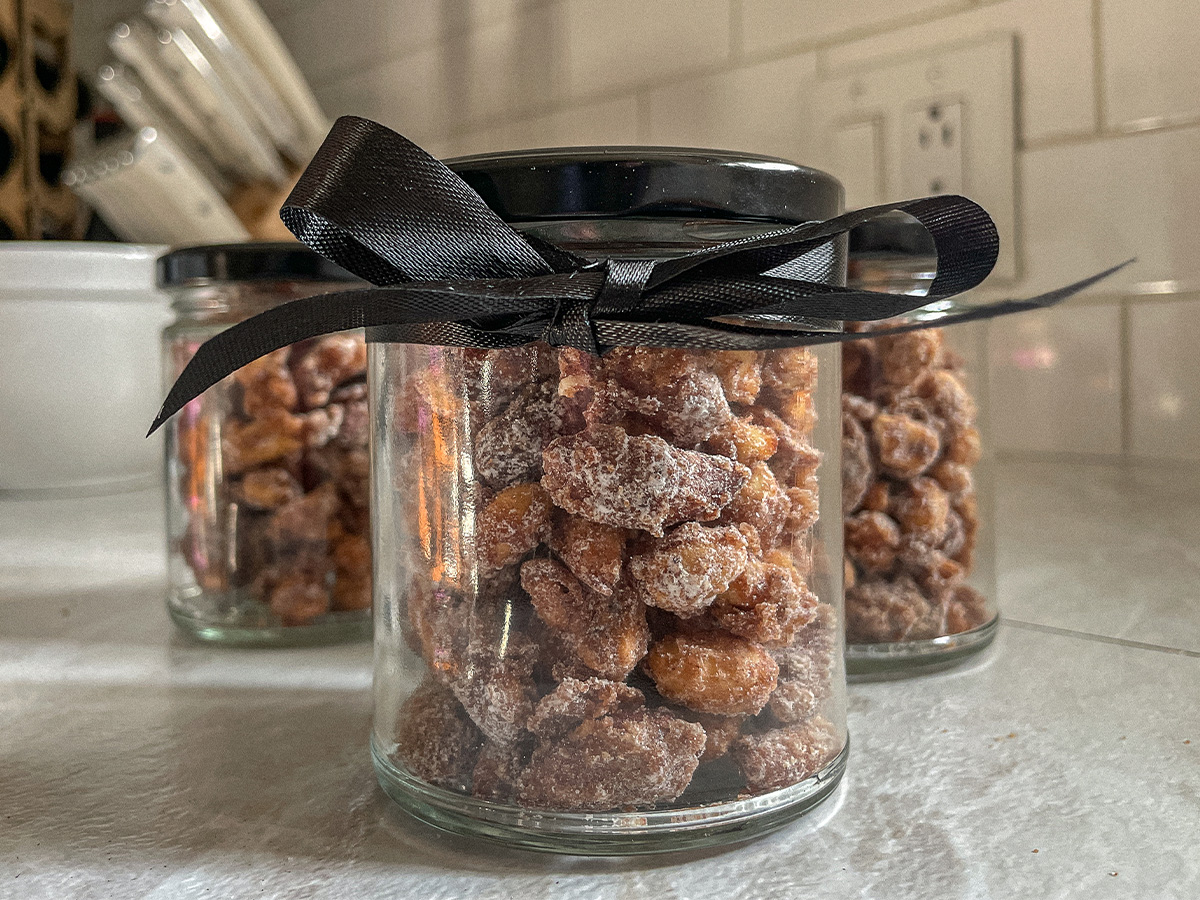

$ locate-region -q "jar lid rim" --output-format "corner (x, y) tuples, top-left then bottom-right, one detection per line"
(445, 145), (844, 225)
(157, 242), (360, 288)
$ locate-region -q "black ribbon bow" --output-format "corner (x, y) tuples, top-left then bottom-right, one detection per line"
(149, 116), (1130, 434)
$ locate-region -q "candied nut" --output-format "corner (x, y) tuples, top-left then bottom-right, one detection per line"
(472, 739), (532, 801)
(395, 681), (484, 789)
(643, 631), (779, 716)
(222, 410), (306, 475)
(267, 568), (331, 625)
(783, 484), (820, 539)
(521, 559), (649, 680)
(845, 575), (938, 643)
(330, 396), (369, 449)
(876, 329), (943, 387)
(300, 404), (344, 450)
(872, 413), (940, 479)
(769, 603), (837, 724)
(891, 477), (950, 544)
(842, 339), (876, 396)
(332, 574), (371, 611)
(931, 459), (973, 495)
(548, 512), (626, 595)
(477, 483), (553, 573)
(234, 348), (297, 417)
(331, 532), (367, 580)
(443, 601), (540, 746)
(945, 584), (991, 634)
(557, 347), (598, 399)
(842, 393), (879, 424)
(264, 482), (339, 548)
(716, 462), (790, 549)
(475, 380), (565, 489)
(331, 532), (372, 611)
(394, 367), (462, 434)
(841, 410), (873, 515)
(707, 555), (818, 646)
(652, 369), (735, 447)
(454, 646), (538, 747)
(762, 348), (818, 393)
(772, 388), (817, 433)
(516, 704), (705, 811)
(749, 406), (821, 486)
(703, 416), (780, 465)
(844, 558), (856, 590)
(845, 511), (902, 574)
(940, 511), (967, 559)
(405, 581), (463, 680)
(291, 334), (368, 409)
(527, 677), (645, 740)
(627, 523), (749, 616)
(706, 350), (763, 404)
(691, 713), (745, 762)
(463, 344), (558, 409)
(945, 425), (982, 466)
(541, 425), (750, 536)
(306, 446), (370, 509)
(329, 381), (368, 404)
(180, 518), (229, 593)
(604, 346), (700, 394)
(914, 369), (977, 431)
(580, 377), (662, 434)
(860, 480), (890, 513)
(733, 715), (840, 795)
(233, 467), (303, 510)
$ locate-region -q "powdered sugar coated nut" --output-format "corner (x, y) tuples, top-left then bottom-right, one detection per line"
(540, 425), (750, 536)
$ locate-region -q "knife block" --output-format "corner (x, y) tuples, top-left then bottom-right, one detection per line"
(0, 0), (26, 238)
(0, 0), (76, 240)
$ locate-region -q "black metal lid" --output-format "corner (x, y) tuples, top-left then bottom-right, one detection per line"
(157, 242), (358, 287)
(849, 213), (936, 258)
(445, 146), (844, 225)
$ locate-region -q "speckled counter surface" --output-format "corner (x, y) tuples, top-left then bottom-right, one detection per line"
(1, 461), (1197, 900)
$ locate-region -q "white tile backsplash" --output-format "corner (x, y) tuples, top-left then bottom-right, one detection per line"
(988, 304), (1123, 457)
(641, 54), (820, 160)
(565, 0), (732, 99)
(270, 0), (445, 86)
(1018, 127), (1200, 297)
(822, 0), (1097, 144)
(1129, 298), (1200, 461)
(738, 0), (969, 56)
(1101, 0), (1200, 129)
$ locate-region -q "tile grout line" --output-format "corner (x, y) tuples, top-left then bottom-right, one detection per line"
(1002, 618), (1200, 659)
(1090, 0), (1107, 133)
(1118, 297), (1133, 457)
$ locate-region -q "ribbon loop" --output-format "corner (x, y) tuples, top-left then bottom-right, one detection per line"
(146, 116), (1133, 437)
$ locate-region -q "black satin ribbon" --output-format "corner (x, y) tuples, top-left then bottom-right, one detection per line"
(149, 116), (1131, 434)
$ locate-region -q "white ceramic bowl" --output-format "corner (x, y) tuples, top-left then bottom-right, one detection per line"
(0, 243), (170, 494)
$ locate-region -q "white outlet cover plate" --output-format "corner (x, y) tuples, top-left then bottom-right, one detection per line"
(812, 33), (1017, 282)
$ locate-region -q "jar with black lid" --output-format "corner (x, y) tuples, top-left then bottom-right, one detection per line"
(842, 215), (997, 674)
(370, 148), (850, 853)
(160, 243), (371, 645)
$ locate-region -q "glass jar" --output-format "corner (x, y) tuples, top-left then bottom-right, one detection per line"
(842, 215), (997, 675)
(370, 149), (850, 854)
(160, 243), (372, 645)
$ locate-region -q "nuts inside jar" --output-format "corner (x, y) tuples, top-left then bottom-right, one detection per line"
(392, 345), (842, 811)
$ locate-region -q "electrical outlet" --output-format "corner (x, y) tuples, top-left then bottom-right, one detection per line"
(904, 100), (963, 196)
(811, 34), (1017, 281)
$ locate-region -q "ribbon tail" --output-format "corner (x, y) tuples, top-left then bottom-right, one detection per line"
(799, 259), (1138, 346)
(148, 293), (372, 436)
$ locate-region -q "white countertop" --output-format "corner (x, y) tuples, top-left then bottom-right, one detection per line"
(1, 461), (1197, 899)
